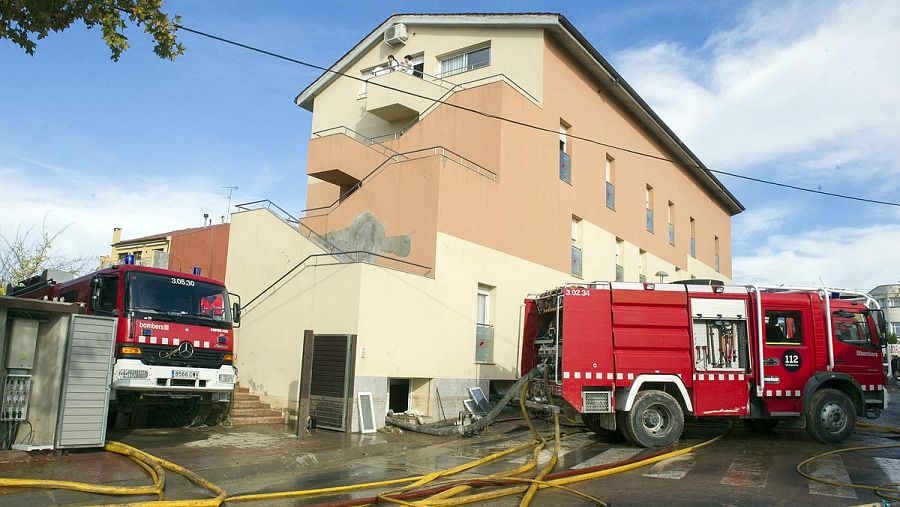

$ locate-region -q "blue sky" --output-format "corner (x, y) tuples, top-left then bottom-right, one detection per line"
(2, 0), (899, 289)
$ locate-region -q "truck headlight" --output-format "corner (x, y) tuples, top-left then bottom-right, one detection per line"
(218, 374), (236, 384)
(117, 369), (149, 379)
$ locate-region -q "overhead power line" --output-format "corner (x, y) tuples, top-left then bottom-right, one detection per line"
(173, 23), (900, 208)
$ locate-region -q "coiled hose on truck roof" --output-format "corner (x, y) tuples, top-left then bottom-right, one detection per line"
(385, 363), (548, 436)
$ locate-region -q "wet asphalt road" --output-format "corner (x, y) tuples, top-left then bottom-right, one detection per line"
(1, 388), (899, 506)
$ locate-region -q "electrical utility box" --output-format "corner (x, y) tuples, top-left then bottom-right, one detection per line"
(0, 298), (115, 450)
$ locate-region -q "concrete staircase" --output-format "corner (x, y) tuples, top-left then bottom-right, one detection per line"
(230, 385), (284, 426)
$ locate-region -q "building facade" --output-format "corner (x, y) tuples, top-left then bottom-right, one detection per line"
(226, 13), (743, 431)
(102, 224), (230, 281)
(870, 284), (900, 337)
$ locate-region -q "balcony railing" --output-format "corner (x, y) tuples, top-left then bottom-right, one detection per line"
(606, 182), (615, 209)
(646, 208), (654, 232)
(475, 323), (494, 363)
(571, 245), (583, 278)
(559, 150), (571, 184)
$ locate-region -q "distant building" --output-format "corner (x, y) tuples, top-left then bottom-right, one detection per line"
(870, 284), (900, 336)
(101, 224), (230, 281)
(227, 13), (743, 431)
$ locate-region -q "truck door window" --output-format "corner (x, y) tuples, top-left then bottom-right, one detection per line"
(765, 311), (802, 345)
(833, 309), (875, 348)
(95, 277), (118, 314)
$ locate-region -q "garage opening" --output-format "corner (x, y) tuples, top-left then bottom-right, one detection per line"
(389, 378), (410, 413)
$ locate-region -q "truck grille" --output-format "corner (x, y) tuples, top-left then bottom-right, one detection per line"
(134, 344), (225, 369)
(583, 391), (612, 413)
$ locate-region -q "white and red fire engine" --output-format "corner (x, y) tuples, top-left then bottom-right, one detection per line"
(9, 264), (240, 426)
(521, 281), (889, 447)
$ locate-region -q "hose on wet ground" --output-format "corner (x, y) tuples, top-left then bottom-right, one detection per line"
(0, 366), (728, 507)
(798, 421), (900, 503)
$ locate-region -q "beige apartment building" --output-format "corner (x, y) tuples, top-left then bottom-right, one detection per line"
(226, 13), (743, 432)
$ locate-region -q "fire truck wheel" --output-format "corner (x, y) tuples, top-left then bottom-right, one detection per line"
(170, 400), (201, 427)
(622, 390), (684, 448)
(806, 388), (856, 444)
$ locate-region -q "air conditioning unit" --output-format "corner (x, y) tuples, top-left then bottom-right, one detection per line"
(383, 23), (408, 47)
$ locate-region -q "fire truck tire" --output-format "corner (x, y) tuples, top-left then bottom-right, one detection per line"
(806, 388), (856, 444)
(622, 390), (684, 448)
(170, 400), (201, 427)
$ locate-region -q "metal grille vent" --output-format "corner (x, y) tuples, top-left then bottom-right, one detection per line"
(583, 391), (612, 413)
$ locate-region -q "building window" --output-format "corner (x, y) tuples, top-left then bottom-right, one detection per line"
(605, 155), (615, 210)
(891, 322), (900, 335)
(615, 238), (625, 282)
(475, 284), (495, 363)
(639, 250), (648, 283)
(559, 122), (571, 184)
(571, 216), (582, 277)
(690, 218), (696, 258)
(714, 236), (720, 272)
(439, 45), (490, 78)
(645, 185), (654, 233)
(667, 201), (675, 246)
(888, 298), (900, 308)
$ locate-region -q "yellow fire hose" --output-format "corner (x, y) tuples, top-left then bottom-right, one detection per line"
(0, 379), (729, 507)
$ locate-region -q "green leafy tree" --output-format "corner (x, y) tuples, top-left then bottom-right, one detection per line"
(0, 0), (184, 61)
(0, 218), (92, 295)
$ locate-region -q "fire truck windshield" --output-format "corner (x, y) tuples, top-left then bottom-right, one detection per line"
(125, 272), (232, 326)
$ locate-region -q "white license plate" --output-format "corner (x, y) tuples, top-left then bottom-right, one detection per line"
(171, 369), (200, 379)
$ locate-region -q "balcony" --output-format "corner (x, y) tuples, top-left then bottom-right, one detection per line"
(365, 70), (448, 122)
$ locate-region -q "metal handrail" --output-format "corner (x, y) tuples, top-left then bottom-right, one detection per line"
(242, 250), (432, 311)
(311, 126), (406, 159)
(313, 72), (539, 146)
(300, 146), (496, 217)
(235, 200), (350, 261)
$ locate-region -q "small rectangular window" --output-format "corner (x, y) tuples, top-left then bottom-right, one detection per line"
(714, 235), (720, 272)
(559, 123), (571, 183)
(645, 185), (654, 233)
(667, 201), (675, 246)
(439, 45), (490, 78)
(690, 218), (696, 258)
(615, 238), (625, 282)
(475, 284), (495, 363)
(571, 216), (582, 277)
(639, 249), (647, 283)
(765, 311), (803, 345)
(94, 276), (119, 314)
(605, 155), (615, 210)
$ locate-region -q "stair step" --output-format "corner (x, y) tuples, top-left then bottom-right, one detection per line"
(234, 392), (258, 401)
(231, 416), (285, 427)
(232, 400), (269, 410)
(230, 408), (282, 418)
(235, 386), (251, 394)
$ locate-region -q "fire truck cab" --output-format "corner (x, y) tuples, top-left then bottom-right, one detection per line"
(521, 282), (889, 447)
(8, 265), (240, 427)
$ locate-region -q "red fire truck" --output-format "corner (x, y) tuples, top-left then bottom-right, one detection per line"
(521, 282), (889, 447)
(8, 264), (240, 426)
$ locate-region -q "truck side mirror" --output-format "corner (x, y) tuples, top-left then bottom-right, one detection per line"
(232, 302), (241, 325)
(90, 277), (102, 308)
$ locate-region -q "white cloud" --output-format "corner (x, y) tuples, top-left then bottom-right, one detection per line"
(1, 159), (230, 266)
(734, 223), (900, 290)
(614, 0), (900, 178)
(732, 206), (791, 239)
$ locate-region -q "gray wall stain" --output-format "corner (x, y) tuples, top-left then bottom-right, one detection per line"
(325, 212), (411, 260)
